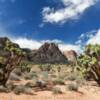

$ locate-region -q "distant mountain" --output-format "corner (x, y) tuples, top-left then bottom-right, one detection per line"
(25, 42), (68, 64)
(0, 37), (68, 64)
(63, 50), (77, 63)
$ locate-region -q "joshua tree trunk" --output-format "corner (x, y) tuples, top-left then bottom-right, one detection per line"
(90, 65), (100, 85)
(0, 53), (22, 86)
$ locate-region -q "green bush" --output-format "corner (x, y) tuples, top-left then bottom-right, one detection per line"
(67, 83), (78, 92)
(13, 85), (25, 95)
(52, 78), (65, 85)
(9, 73), (21, 81)
(65, 73), (78, 81)
(52, 87), (63, 94)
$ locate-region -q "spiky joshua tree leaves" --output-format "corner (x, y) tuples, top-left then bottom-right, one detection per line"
(77, 44), (100, 85)
(0, 39), (25, 86)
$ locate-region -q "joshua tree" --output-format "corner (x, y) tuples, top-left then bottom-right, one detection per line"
(0, 39), (24, 86)
(77, 44), (100, 84)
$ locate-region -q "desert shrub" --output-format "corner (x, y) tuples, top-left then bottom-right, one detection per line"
(24, 72), (38, 80)
(52, 78), (65, 85)
(13, 84), (34, 95)
(39, 64), (52, 72)
(52, 87), (63, 94)
(9, 73), (21, 81)
(36, 80), (47, 88)
(65, 73), (78, 81)
(65, 72), (85, 82)
(19, 61), (32, 74)
(67, 83), (78, 92)
(0, 85), (9, 93)
(13, 85), (25, 95)
(12, 68), (22, 76)
(6, 82), (16, 91)
(25, 81), (37, 88)
(23, 87), (34, 95)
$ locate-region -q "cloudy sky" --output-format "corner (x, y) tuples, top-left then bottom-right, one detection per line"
(0, 0), (100, 52)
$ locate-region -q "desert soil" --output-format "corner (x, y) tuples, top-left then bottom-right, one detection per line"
(0, 83), (100, 100)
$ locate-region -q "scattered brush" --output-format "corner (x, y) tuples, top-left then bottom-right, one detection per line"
(13, 85), (25, 95)
(24, 72), (38, 80)
(52, 87), (63, 94)
(9, 73), (21, 81)
(65, 73), (78, 81)
(13, 84), (34, 95)
(52, 78), (65, 85)
(12, 68), (22, 76)
(25, 81), (37, 88)
(0, 85), (10, 93)
(67, 83), (79, 92)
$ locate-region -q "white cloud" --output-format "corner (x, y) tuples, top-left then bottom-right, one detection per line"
(12, 38), (42, 50)
(87, 29), (100, 45)
(59, 44), (81, 53)
(42, 0), (98, 24)
(11, 37), (81, 53)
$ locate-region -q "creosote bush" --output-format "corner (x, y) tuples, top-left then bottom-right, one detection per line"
(52, 78), (65, 85)
(52, 87), (63, 94)
(67, 83), (79, 92)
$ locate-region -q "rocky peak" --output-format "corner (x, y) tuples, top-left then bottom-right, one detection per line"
(29, 42), (68, 64)
(63, 50), (77, 62)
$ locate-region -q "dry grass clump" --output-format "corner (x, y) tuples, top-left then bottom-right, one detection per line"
(52, 87), (63, 94)
(67, 83), (79, 92)
(52, 78), (65, 85)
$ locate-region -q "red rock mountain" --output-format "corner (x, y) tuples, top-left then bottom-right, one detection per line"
(27, 43), (68, 64)
(63, 50), (77, 62)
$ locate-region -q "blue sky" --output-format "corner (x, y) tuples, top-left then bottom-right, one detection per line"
(0, 0), (100, 52)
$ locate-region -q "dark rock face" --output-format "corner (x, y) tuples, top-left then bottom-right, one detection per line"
(26, 43), (68, 64)
(63, 50), (77, 62)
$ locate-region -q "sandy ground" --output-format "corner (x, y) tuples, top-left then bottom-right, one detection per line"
(0, 85), (100, 100)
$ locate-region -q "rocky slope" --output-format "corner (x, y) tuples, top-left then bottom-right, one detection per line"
(63, 50), (77, 62)
(24, 42), (68, 64)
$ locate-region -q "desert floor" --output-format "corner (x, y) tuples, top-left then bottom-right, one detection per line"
(0, 81), (100, 100)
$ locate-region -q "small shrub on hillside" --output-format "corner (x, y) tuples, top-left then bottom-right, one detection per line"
(23, 87), (34, 95)
(13, 85), (34, 95)
(13, 85), (25, 95)
(52, 78), (65, 85)
(24, 72), (38, 80)
(67, 83), (78, 92)
(36, 80), (47, 88)
(39, 64), (52, 72)
(0, 85), (9, 93)
(12, 68), (22, 76)
(25, 81), (37, 88)
(9, 73), (21, 81)
(65, 73), (78, 81)
(52, 87), (63, 94)
(6, 82), (16, 91)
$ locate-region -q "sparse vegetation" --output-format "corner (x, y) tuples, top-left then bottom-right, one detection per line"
(52, 78), (65, 85)
(67, 83), (79, 92)
(52, 87), (63, 94)
(1, 37), (100, 100)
